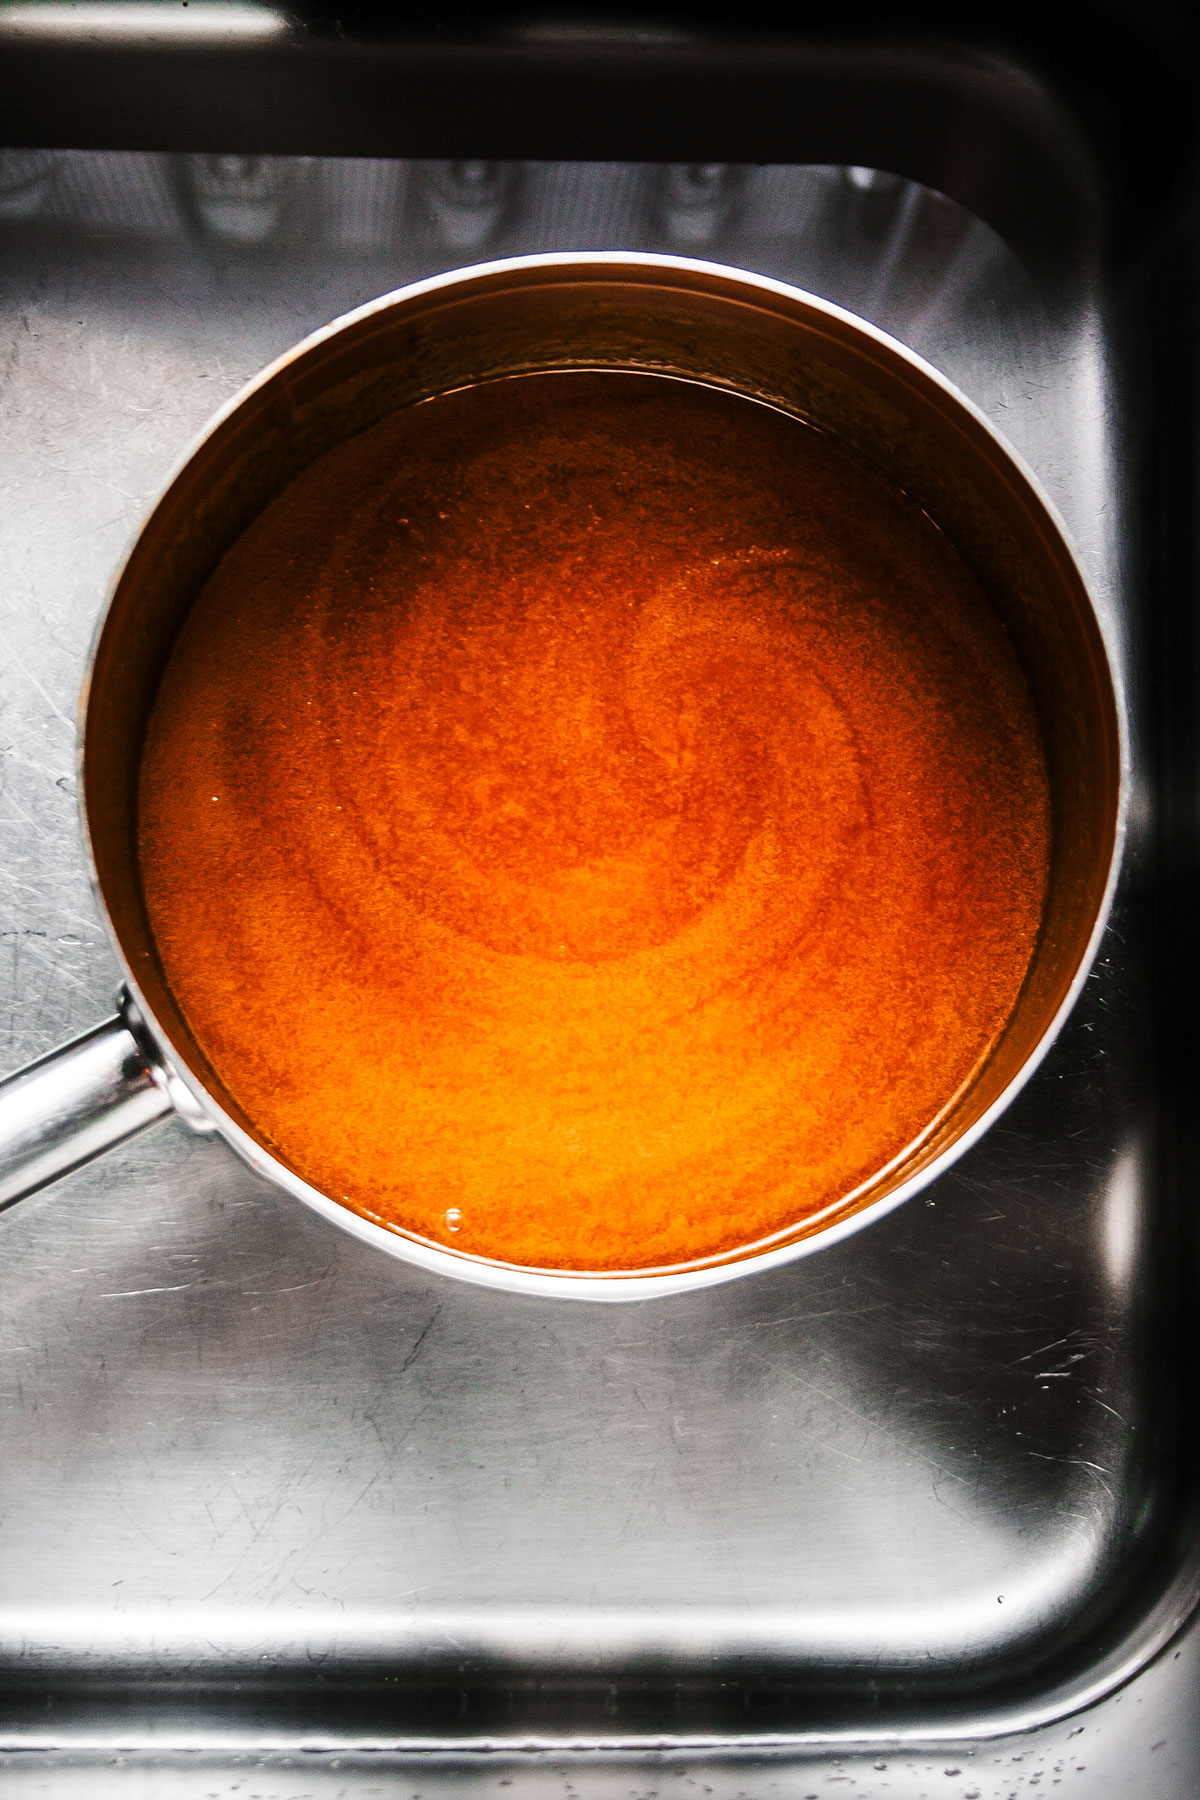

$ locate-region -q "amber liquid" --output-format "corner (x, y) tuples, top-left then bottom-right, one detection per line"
(138, 372), (1049, 1271)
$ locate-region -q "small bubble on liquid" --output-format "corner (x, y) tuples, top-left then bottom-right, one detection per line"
(445, 1208), (463, 1232)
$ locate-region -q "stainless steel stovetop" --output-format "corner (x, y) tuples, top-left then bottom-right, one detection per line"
(0, 80), (1197, 1800)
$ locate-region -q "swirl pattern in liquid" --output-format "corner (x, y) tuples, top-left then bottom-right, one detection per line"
(138, 372), (1050, 1270)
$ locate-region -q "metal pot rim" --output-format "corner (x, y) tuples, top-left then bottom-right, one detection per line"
(77, 249), (1130, 1301)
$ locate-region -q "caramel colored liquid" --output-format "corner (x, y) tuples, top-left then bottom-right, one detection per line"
(138, 372), (1049, 1270)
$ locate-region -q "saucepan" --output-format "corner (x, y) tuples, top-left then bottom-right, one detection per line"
(0, 254), (1124, 1298)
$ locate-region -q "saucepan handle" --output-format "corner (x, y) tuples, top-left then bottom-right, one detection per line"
(0, 1014), (173, 1210)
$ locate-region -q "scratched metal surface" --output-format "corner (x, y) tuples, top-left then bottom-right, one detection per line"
(0, 154), (1177, 1742)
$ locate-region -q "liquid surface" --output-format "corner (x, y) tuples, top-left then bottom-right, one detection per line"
(138, 372), (1050, 1271)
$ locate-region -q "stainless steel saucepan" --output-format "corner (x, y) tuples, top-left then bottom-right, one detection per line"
(0, 253), (1124, 1299)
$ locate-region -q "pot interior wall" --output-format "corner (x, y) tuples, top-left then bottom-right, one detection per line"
(84, 261), (1121, 1259)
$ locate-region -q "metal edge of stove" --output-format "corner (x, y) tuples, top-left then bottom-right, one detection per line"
(0, 4), (1198, 1770)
